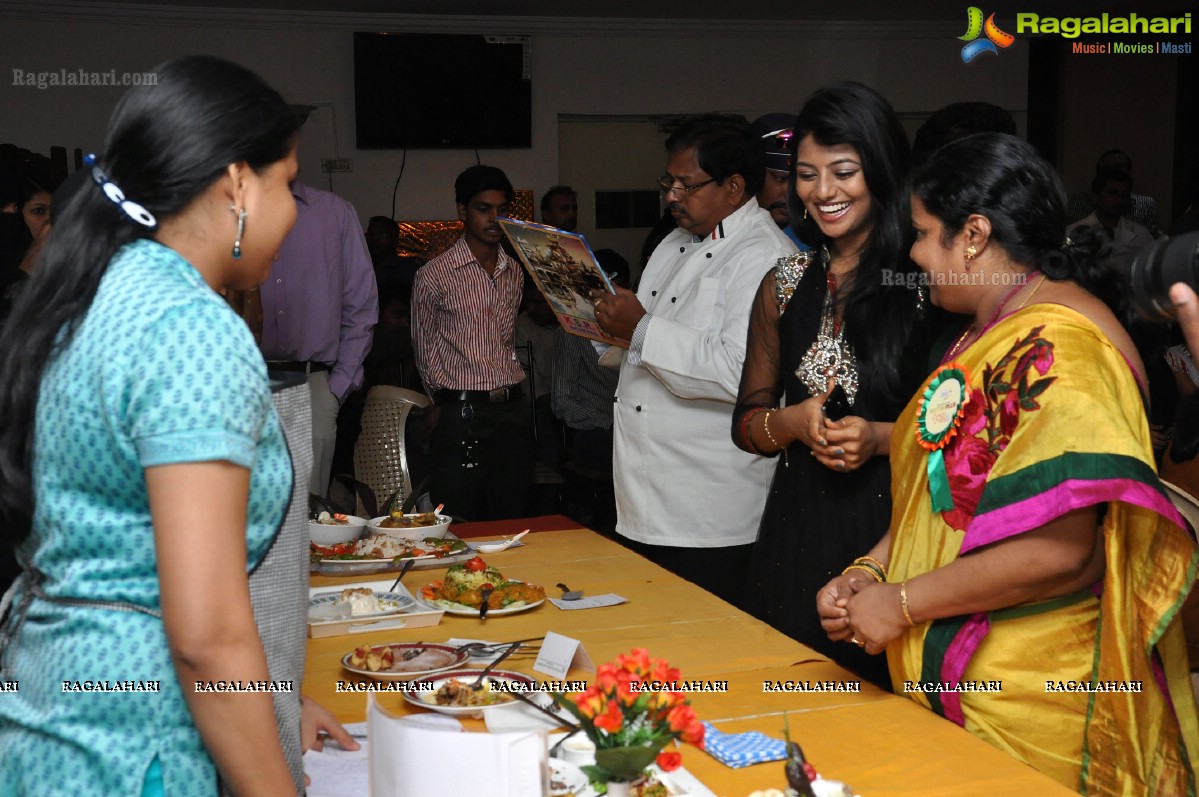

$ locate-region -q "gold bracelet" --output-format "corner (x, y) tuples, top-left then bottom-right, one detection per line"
(841, 564), (883, 583)
(899, 581), (914, 626)
(763, 410), (782, 450)
(853, 555), (888, 581)
(763, 410), (788, 467)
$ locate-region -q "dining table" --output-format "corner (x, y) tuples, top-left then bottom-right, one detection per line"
(303, 516), (1078, 796)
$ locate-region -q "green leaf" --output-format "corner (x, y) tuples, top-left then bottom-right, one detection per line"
(1024, 376), (1056, 399)
(595, 744), (665, 781)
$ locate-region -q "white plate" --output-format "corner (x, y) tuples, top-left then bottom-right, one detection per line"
(309, 590), (416, 621)
(402, 669), (536, 716)
(416, 579), (546, 617)
(548, 758), (588, 796)
(340, 642), (470, 682)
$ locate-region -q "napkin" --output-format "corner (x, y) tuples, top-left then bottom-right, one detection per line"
(368, 693), (548, 797)
(304, 722), (369, 797)
(700, 721), (787, 768)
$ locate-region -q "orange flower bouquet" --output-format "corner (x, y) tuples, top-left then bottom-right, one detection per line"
(553, 648), (705, 788)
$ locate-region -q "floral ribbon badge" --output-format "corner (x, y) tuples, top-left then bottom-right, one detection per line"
(916, 363), (972, 512)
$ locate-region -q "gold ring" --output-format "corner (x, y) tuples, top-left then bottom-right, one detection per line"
(850, 636), (862, 646)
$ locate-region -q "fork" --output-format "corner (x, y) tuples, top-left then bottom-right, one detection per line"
(469, 641), (521, 690)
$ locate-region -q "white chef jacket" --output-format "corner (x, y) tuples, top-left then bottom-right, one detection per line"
(613, 201), (797, 547)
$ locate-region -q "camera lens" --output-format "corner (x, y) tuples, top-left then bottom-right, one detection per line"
(1129, 232), (1199, 321)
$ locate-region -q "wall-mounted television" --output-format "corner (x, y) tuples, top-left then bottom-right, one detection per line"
(354, 32), (532, 150)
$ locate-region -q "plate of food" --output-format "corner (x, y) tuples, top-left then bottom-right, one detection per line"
(310, 533), (472, 574)
(548, 758), (588, 797)
(309, 588), (415, 622)
(417, 557), (546, 616)
(402, 669), (536, 716)
(341, 642), (470, 682)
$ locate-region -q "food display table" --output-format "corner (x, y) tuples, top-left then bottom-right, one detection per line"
(303, 523), (1076, 796)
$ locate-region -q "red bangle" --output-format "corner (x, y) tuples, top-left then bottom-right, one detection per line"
(739, 407), (769, 454)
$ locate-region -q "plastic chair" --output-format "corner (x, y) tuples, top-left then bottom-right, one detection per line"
(352, 385), (432, 518)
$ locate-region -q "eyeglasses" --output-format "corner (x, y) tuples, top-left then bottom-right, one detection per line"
(656, 176), (715, 196)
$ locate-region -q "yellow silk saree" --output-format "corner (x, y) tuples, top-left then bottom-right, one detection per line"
(887, 304), (1199, 795)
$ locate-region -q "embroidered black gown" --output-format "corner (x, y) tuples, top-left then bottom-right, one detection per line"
(734, 252), (928, 688)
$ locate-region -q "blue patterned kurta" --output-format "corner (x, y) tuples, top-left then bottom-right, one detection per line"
(0, 239), (292, 796)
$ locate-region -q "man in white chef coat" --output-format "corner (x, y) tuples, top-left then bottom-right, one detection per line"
(592, 113), (797, 605)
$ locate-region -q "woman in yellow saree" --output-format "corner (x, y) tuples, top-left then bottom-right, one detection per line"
(817, 133), (1199, 795)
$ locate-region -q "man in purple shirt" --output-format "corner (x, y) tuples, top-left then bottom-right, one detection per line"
(259, 180), (378, 497)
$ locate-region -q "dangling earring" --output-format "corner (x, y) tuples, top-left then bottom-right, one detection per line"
(964, 244), (977, 270)
(916, 284), (927, 312)
(803, 206), (809, 221)
(231, 205), (246, 260)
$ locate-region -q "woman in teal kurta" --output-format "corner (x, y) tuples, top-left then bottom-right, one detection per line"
(0, 239), (291, 794)
(0, 57), (311, 795)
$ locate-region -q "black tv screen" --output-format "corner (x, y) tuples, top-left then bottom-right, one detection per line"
(354, 32), (532, 149)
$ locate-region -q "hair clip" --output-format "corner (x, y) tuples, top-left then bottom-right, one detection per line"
(1061, 236), (1074, 249)
(89, 164), (157, 229)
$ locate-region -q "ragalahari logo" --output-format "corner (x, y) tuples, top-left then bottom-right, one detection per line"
(959, 7), (1016, 62)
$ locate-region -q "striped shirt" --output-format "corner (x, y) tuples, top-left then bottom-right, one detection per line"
(411, 236), (526, 394)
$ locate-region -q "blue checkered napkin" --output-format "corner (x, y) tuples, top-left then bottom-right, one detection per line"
(700, 722), (788, 768)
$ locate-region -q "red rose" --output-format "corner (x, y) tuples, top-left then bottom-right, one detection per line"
(656, 750), (682, 772)
(941, 433), (996, 531)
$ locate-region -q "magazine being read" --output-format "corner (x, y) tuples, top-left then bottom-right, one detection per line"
(498, 217), (629, 348)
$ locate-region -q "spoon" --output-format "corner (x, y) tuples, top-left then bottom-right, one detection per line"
(470, 641), (521, 690)
(473, 529), (530, 554)
(556, 583), (583, 601)
(389, 558), (415, 592)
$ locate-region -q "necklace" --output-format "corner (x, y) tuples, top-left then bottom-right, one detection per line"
(796, 249), (859, 402)
(943, 270), (1042, 362)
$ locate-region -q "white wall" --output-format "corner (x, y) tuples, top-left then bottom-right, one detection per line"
(0, 10), (1028, 227)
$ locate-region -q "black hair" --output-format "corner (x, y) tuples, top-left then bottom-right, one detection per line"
(1091, 168), (1133, 194)
(593, 248), (630, 286)
(666, 114), (765, 198)
(0, 55), (298, 547)
(454, 164), (514, 207)
(539, 185), (575, 212)
(912, 132), (1114, 298)
(910, 101), (1016, 167)
(787, 81), (919, 409)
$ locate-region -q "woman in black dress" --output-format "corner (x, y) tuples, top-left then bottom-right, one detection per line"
(733, 82), (929, 686)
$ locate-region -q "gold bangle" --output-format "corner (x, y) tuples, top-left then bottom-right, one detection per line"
(841, 564), (883, 583)
(843, 560), (885, 582)
(900, 581), (914, 626)
(853, 555), (888, 581)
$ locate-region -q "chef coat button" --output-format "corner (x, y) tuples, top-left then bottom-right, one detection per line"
(635, 405), (642, 412)
(679, 247), (685, 253)
(651, 290), (657, 296)
(705, 253), (712, 258)
(671, 297), (677, 303)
